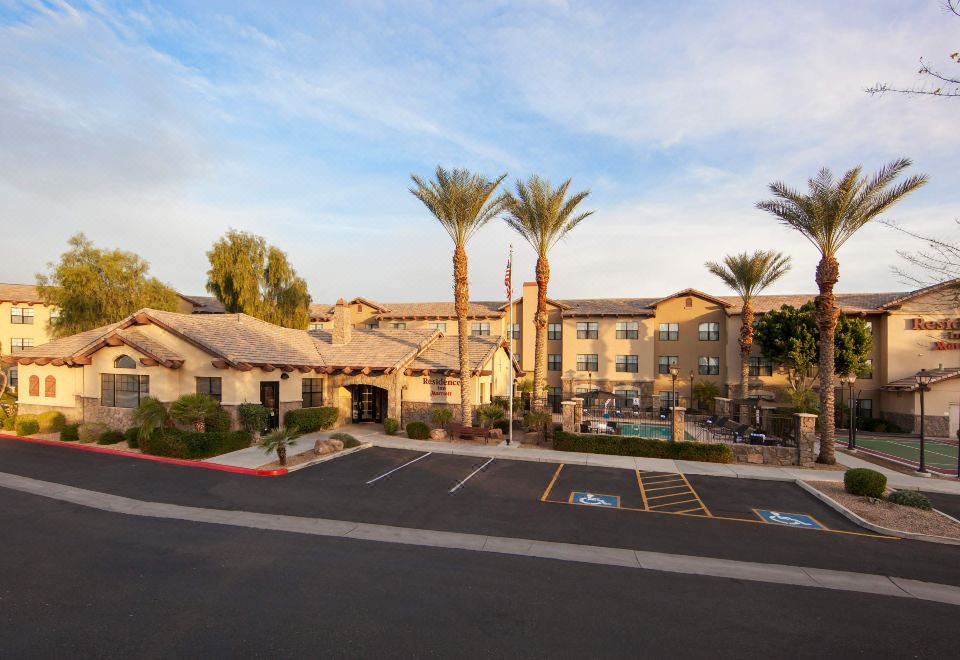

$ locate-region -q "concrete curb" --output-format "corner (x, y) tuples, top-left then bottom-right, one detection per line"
(796, 480), (960, 546)
(278, 443), (372, 473)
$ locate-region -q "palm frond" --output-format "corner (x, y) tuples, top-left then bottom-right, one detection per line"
(705, 250), (791, 302)
(502, 176), (593, 256)
(410, 167), (509, 248)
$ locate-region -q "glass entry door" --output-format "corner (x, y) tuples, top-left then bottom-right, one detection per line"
(351, 385), (385, 423)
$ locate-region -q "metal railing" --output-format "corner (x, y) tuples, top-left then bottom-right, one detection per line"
(689, 409), (797, 447)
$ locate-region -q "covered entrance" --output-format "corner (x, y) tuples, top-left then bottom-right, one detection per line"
(348, 384), (388, 423)
(260, 381), (280, 430)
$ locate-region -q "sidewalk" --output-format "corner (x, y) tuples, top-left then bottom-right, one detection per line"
(207, 425), (960, 494)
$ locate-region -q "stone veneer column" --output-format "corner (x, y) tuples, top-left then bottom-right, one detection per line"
(561, 401), (577, 433)
(794, 413), (817, 467)
(672, 406), (685, 442)
(714, 397), (731, 418)
(572, 397), (583, 431)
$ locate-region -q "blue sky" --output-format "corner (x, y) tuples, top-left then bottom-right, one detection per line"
(1, 0), (957, 302)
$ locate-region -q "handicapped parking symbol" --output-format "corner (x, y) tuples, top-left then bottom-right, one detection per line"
(571, 492), (620, 507)
(755, 509), (823, 529)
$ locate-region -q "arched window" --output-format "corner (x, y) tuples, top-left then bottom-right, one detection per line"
(114, 355), (136, 369)
(28, 375), (39, 397)
(44, 375), (56, 398)
(685, 297), (693, 308)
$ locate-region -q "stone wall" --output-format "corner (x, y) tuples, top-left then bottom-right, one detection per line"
(882, 411), (948, 437)
(80, 397), (135, 430)
(731, 444), (799, 466)
(401, 401), (461, 428)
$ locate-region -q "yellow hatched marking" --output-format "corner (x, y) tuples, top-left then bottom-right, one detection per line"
(649, 497), (699, 509)
(642, 476), (683, 485)
(647, 491), (693, 501)
(644, 484), (688, 493)
(635, 470), (649, 511)
(541, 464), (564, 502)
(679, 473), (713, 517)
(674, 506), (706, 514)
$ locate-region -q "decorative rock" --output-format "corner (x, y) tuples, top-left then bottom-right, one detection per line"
(314, 439), (344, 456)
(429, 428), (448, 441)
(488, 428), (503, 440)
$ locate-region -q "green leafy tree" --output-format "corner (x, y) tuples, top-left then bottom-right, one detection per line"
(261, 426), (300, 466)
(705, 251), (791, 406)
(503, 176), (592, 411)
(133, 397), (170, 443)
(410, 166), (509, 426)
(206, 230), (311, 329)
(757, 159), (927, 464)
(169, 393), (220, 433)
(37, 234), (179, 337)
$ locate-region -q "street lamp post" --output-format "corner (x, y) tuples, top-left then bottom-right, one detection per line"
(689, 370), (695, 411)
(916, 368), (932, 476)
(670, 365), (680, 442)
(845, 373), (857, 451)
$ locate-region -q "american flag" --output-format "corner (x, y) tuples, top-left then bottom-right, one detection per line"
(504, 253), (512, 301)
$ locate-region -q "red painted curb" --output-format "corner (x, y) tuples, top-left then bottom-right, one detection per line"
(0, 433), (288, 476)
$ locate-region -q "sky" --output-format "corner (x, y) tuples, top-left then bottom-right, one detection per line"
(0, 0), (957, 303)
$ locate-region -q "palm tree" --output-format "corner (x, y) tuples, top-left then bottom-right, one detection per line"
(706, 251), (791, 417)
(410, 166), (509, 426)
(133, 397), (170, 443)
(169, 393), (220, 433)
(261, 426), (300, 466)
(757, 159), (928, 463)
(503, 176), (593, 411)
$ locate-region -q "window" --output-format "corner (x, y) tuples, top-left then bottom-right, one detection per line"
(509, 323), (520, 339)
(10, 338), (33, 353)
(658, 355), (678, 374)
(749, 356), (773, 377)
(698, 322), (720, 341)
(547, 386), (562, 413)
(429, 322), (447, 332)
(860, 359), (874, 379)
(548, 323), (562, 340)
(864, 321), (873, 333)
(615, 389), (639, 406)
(576, 322), (598, 339)
(28, 375), (39, 397)
(659, 391), (674, 408)
(44, 375), (56, 398)
(10, 307), (34, 324)
(575, 387), (589, 395)
(857, 398), (873, 420)
(8, 366), (17, 389)
(684, 297), (693, 308)
(698, 356), (720, 375)
(113, 355), (136, 369)
(658, 323), (679, 341)
(49, 309), (60, 322)
(548, 354), (562, 371)
(390, 322), (406, 330)
(302, 378), (324, 408)
(616, 321), (639, 339)
(366, 323), (378, 330)
(196, 377), (222, 402)
(471, 322), (490, 336)
(101, 374), (149, 408)
(616, 355), (639, 372)
(576, 354), (598, 371)
(308, 323), (324, 331)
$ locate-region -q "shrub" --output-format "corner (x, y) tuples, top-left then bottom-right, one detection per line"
(858, 418), (903, 434)
(124, 427), (140, 449)
(283, 406), (339, 433)
(60, 424), (80, 442)
(494, 419), (511, 434)
(78, 423), (108, 444)
(0, 409), (14, 431)
(406, 421), (431, 439)
(36, 411), (66, 432)
(844, 468), (887, 498)
(239, 403), (271, 434)
(133, 397), (170, 443)
(330, 432), (360, 448)
(170, 393), (221, 432)
(97, 430), (125, 445)
(383, 418), (400, 435)
(887, 489), (932, 510)
(15, 417), (40, 436)
(140, 429), (252, 459)
(205, 406), (232, 433)
(553, 431), (732, 463)
(477, 404), (504, 428)
(431, 407), (453, 429)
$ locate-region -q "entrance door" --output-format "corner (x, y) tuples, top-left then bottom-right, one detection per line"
(260, 381), (280, 430)
(351, 385), (386, 423)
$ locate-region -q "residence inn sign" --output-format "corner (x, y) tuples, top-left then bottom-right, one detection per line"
(913, 317), (960, 350)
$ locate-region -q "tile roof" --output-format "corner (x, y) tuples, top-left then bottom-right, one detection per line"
(721, 292), (908, 315)
(407, 335), (503, 373)
(180, 295), (226, 314)
(309, 328), (439, 370)
(559, 298), (659, 317)
(0, 283), (45, 304)
(110, 328), (185, 363)
(3, 321), (124, 361)
(376, 301), (504, 320)
(882, 367), (960, 391)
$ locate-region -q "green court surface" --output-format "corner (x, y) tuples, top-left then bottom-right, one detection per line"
(854, 435), (959, 474)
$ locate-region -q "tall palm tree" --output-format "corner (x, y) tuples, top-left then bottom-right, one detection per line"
(705, 251), (792, 416)
(503, 176), (593, 411)
(757, 159), (928, 463)
(410, 166), (508, 426)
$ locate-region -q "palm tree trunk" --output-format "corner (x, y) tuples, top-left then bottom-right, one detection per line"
(453, 245), (473, 426)
(815, 255), (840, 464)
(533, 255), (550, 412)
(739, 301), (753, 423)
(278, 445), (287, 466)
(195, 419), (205, 433)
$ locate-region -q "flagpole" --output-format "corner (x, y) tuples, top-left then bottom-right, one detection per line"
(508, 244), (514, 447)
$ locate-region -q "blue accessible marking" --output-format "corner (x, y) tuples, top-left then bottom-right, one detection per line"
(570, 492), (620, 507)
(755, 510), (824, 529)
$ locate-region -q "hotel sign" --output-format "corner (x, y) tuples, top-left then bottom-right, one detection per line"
(912, 318), (960, 350)
(424, 377), (461, 397)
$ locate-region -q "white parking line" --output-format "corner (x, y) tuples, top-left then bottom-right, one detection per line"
(365, 452), (432, 485)
(449, 458), (495, 494)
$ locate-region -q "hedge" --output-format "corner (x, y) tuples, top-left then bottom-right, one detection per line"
(383, 418), (400, 435)
(124, 427), (140, 449)
(844, 468), (887, 498)
(239, 403), (270, 434)
(78, 423), (107, 444)
(406, 421), (431, 440)
(97, 430), (125, 445)
(36, 411), (66, 432)
(139, 428), (252, 460)
(330, 432), (360, 448)
(553, 431), (732, 463)
(60, 424), (80, 442)
(887, 489), (931, 510)
(283, 406), (339, 433)
(15, 418), (39, 436)
(206, 406), (233, 433)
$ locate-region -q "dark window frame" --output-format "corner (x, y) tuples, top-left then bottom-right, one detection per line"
(698, 356), (720, 376)
(10, 307), (34, 325)
(658, 355), (678, 375)
(548, 323), (562, 340)
(615, 322), (639, 339)
(101, 373), (149, 409)
(698, 322), (720, 341)
(196, 376), (222, 402)
(576, 354), (599, 371)
(576, 322), (598, 339)
(615, 354), (639, 372)
(748, 356), (773, 377)
(547, 354), (562, 371)
(302, 377), (324, 408)
(658, 323), (679, 341)
(471, 322), (491, 336)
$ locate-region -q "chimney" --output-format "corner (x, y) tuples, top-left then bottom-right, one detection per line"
(333, 298), (351, 345)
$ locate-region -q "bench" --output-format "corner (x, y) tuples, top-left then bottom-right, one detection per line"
(452, 425), (493, 440)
